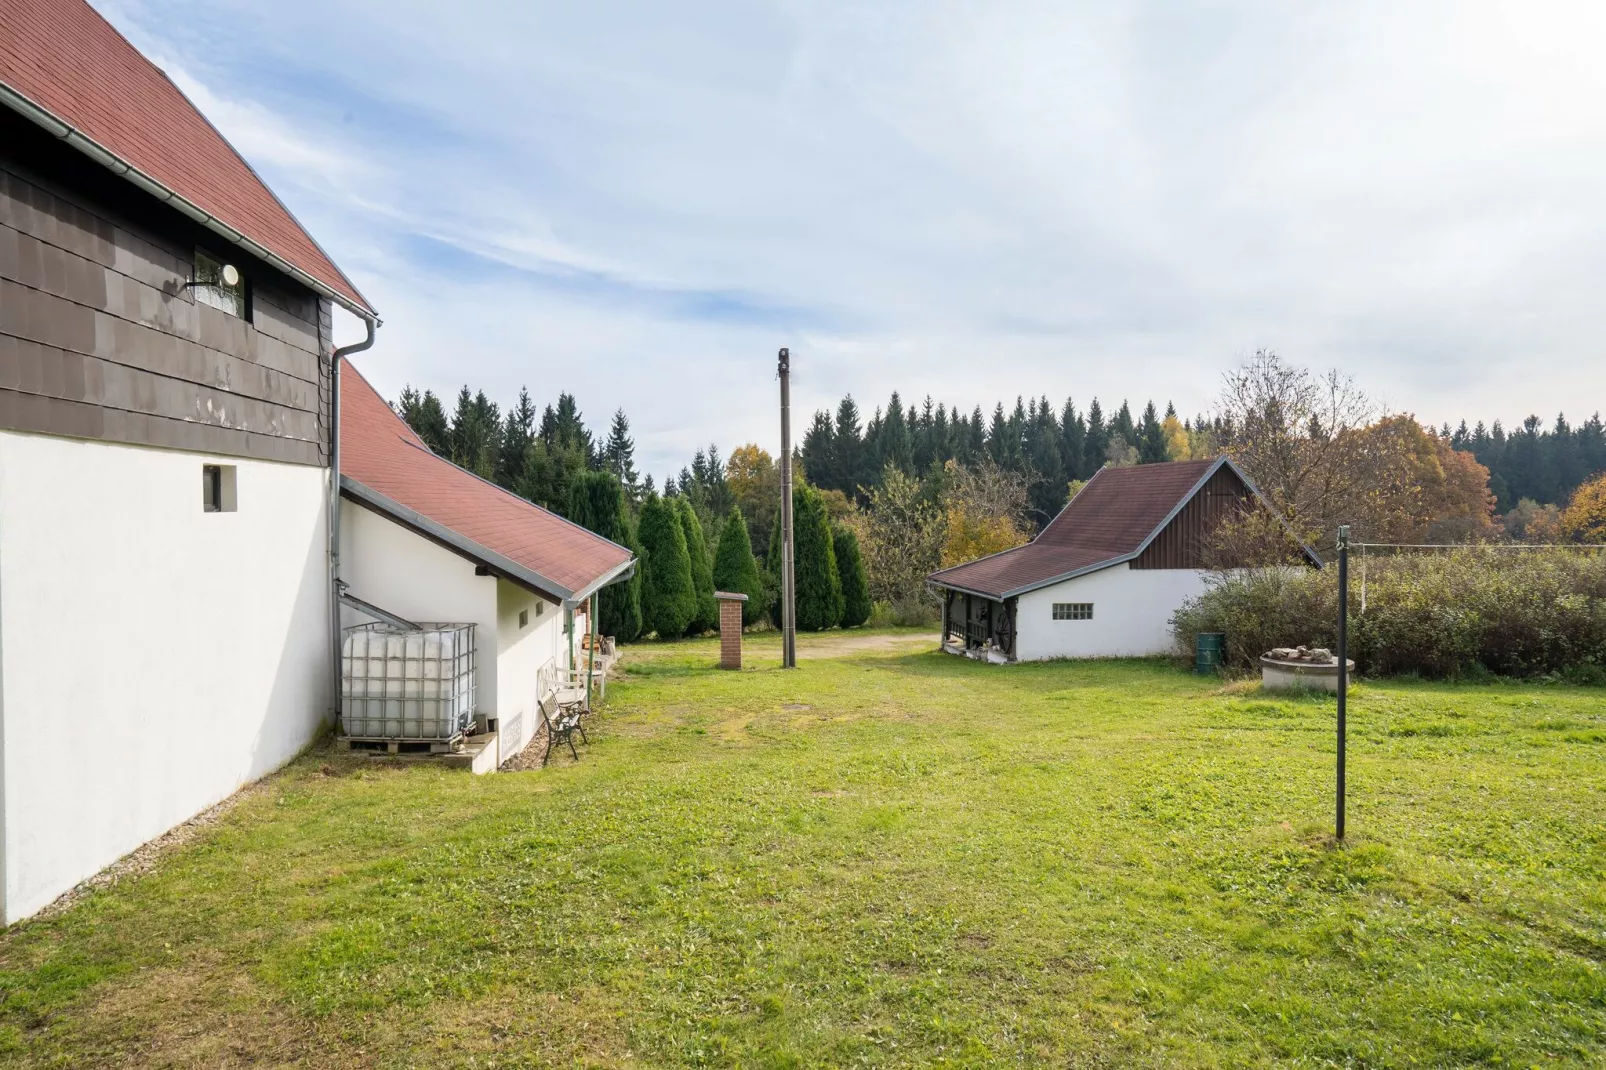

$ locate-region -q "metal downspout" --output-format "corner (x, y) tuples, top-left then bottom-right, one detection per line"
(330, 319), (377, 723)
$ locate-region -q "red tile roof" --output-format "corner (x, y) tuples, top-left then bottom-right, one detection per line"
(340, 364), (633, 601)
(0, 0), (374, 317)
(929, 459), (1224, 597)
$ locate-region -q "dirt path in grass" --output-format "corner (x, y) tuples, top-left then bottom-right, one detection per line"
(792, 631), (939, 657)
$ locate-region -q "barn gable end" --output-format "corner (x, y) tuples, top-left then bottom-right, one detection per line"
(1131, 463), (1253, 569)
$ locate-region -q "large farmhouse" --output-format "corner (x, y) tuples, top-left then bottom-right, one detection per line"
(929, 457), (1320, 662)
(0, 0), (630, 923)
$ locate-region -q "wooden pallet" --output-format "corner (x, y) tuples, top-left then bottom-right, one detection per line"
(339, 736), (458, 755)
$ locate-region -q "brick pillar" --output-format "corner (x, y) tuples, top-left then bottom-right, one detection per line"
(715, 592), (748, 669)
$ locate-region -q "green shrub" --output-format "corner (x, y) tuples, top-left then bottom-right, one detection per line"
(834, 526), (872, 628)
(867, 600), (941, 629)
(768, 484), (843, 631)
(637, 494), (696, 639)
(712, 507), (766, 626)
(1172, 549), (1606, 678)
(673, 497), (718, 635)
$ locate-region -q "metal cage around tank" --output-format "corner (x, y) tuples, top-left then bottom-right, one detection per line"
(340, 622), (476, 742)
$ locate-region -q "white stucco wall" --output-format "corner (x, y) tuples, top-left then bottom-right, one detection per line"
(339, 499), (573, 760)
(494, 579), (565, 761)
(339, 499), (500, 712)
(1012, 563), (1212, 661)
(0, 431), (331, 923)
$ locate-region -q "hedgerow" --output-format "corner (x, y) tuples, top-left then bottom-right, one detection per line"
(1172, 549), (1606, 678)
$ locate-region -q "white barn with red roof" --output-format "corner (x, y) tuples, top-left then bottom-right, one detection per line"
(929, 458), (1320, 662)
(337, 364), (634, 765)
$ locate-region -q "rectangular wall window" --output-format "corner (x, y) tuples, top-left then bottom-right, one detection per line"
(193, 248), (247, 319)
(202, 464), (237, 512)
(518, 609), (529, 629)
(1052, 602), (1093, 621)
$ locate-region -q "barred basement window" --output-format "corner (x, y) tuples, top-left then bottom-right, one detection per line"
(1052, 602), (1093, 621)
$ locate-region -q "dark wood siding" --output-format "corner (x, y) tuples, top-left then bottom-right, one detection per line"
(0, 112), (330, 466)
(1131, 465), (1252, 569)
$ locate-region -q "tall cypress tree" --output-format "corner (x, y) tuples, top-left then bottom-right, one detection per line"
(567, 470), (641, 641)
(712, 507), (765, 626)
(792, 484), (842, 630)
(674, 496), (718, 635)
(833, 526), (871, 628)
(637, 494), (695, 639)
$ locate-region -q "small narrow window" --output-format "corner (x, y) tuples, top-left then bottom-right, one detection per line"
(518, 609), (529, 629)
(202, 464), (237, 512)
(193, 248), (247, 319)
(1052, 602), (1093, 621)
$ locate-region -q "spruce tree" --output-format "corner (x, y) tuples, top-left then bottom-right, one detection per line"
(396, 386), (451, 455)
(637, 494), (695, 639)
(1138, 401), (1167, 463)
(674, 496), (718, 635)
(833, 526), (871, 628)
(712, 507), (765, 626)
(602, 409), (639, 498)
(567, 470), (641, 641)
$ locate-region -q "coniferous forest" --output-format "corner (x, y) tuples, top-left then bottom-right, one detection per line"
(392, 364), (1606, 634)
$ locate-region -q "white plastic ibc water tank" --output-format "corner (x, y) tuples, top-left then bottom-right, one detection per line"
(340, 622), (476, 740)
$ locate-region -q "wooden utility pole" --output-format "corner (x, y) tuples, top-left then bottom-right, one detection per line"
(778, 347), (796, 668)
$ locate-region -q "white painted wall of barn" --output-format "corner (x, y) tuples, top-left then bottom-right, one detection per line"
(0, 430), (331, 923)
(1012, 563), (1212, 661)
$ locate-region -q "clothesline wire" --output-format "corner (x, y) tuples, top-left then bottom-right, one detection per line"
(1353, 541), (1602, 550)
(1350, 540), (1602, 614)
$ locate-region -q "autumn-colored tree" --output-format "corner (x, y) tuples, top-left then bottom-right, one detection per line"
(1216, 351), (1377, 550)
(1217, 353), (1499, 549)
(1562, 473), (1606, 542)
(938, 458), (1031, 567)
(1504, 498), (1567, 542)
(1161, 414), (1192, 461)
(1351, 416), (1499, 544)
(726, 444), (780, 563)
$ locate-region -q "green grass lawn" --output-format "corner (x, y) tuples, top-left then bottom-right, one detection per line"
(2, 630), (1604, 1067)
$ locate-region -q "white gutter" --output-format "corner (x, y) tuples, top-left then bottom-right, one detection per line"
(0, 80), (379, 325)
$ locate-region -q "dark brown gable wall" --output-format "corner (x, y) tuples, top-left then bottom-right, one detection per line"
(0, 114), (331, 466)
(1131, 464), (1251, 569)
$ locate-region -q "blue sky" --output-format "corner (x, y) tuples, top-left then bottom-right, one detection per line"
(98, 0), (1606, 479)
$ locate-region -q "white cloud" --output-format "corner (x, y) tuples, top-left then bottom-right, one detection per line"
(96, 0), (1606, 473)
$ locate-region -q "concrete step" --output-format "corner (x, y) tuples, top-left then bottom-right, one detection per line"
(441, 732), (499, 775)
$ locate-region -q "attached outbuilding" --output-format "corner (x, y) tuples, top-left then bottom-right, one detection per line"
(929, 457), (1320, 662)
(337, 363), (634, 764)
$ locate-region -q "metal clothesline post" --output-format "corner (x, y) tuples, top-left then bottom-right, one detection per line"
(1336, 524), (1349, 842)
